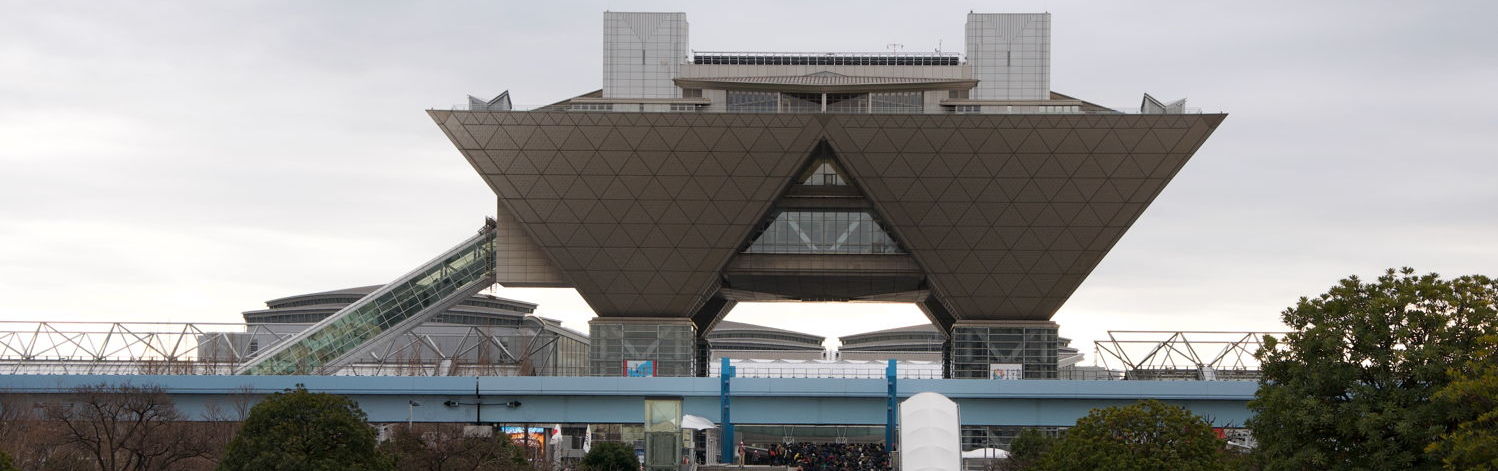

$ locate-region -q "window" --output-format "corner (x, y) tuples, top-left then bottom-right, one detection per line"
(824, 93), (868, 113)
(779, 93), (822, 113)
(726, 90), (777, 112)
(870, 92), (923, 113)
(569, 103), (613, 112)
(797, 155), (848, 186)
(745, 210), (904, 255)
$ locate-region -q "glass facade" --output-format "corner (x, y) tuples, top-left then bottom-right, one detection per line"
(644, 399), (684, 470)
(745, 210), (904, 255)
(726, 91), (777, 112)
(870, 91), (923, 113)
(240, 231), (497, 375)
(798, 158), (847, 186)
(824, 93), (868, 113)
(544, 333), (590, 376)
(779, 93), (822, 113)
(949, 325), (1058, 379)
(693, 53), (960, 66)
(714, 90), (936, 114)
(269, 297), (365, 308)
(589, 322), (696, 376)
(961, 426), (1063, 451)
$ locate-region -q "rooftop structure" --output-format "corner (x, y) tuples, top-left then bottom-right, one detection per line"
(836, 324), (1084, 368)
(222, 286), (586, 376)
(244, 285), (537, 326)
(706, 320), (827, 360)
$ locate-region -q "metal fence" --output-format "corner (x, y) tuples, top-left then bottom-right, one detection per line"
(0, 321), (584, 376)
(0, 322), (1278, 381)
(437, 104), (1204, 115)
(1092, 331), (1285, 381)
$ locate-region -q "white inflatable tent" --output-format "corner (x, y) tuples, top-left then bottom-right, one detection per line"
(900, 392), (961, 471)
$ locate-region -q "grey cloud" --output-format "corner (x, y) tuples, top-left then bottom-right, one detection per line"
(1, 0), (1494, 349)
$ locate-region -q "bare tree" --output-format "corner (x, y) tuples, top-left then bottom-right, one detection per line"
(42, 384), (215, 471)
(381, 423), (533, 471)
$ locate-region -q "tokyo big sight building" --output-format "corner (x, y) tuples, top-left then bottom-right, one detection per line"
(428, 11), (1225, 379)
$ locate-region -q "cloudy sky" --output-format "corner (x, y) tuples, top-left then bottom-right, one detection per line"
(2, 1), (1495, 359)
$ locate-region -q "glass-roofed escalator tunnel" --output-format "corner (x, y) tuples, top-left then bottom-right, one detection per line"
(726, 142), (924, 302)
(236, 225), (498, 375)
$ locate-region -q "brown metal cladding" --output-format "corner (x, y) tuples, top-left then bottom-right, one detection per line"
(823, 113), (1225, 320)
(429, 110), (1225, 321)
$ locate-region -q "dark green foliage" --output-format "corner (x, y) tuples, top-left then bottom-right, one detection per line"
(1002, 429), (1055, 470)
(1426, 335), (1498, 470)
(1035, 400), (1228, 471)
(218, 386), (392, 471)
(0, 451), (16, 471)
(1248, 268), (1497, 471)
(379, 424), (532, 471)
(578, 442), (638, 471)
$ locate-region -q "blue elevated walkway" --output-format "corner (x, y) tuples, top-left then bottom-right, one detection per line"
(0, 375), (1257, 427)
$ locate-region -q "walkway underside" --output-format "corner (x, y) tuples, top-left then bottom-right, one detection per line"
(0, 375), (1256, 427)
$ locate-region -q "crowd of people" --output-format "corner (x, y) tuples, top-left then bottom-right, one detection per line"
(744, 442), (890, 471)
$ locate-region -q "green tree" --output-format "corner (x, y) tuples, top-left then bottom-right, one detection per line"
(1248, 268), (1497, 471)
(1426, 335), (1498, 469)
(578, 442), (637, 471)
(379, 424), (531, 471)
(218, 386), (392, 471)
(0, 451), (17, 471)
(1002, 428), (1055, 470)
(1035, 400), (1227, 471)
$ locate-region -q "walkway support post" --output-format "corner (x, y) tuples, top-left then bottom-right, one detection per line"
(886, 359), (897, 451)
(719, 357), (735, 464)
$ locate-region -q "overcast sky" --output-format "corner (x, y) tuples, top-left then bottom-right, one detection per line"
(2, 1), (1495, 360)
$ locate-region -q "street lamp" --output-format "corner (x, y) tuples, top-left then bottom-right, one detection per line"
(407, 400), (421, 430)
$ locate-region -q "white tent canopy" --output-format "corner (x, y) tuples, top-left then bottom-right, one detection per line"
(900, 392), (961, 471)
(961, 448), (1010, 459)
(681, 414), (717, 430)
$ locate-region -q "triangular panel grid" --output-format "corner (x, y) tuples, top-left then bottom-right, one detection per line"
(823, 112), (1224, 320)
(435, 111), (824, 317)
(432, 109), (1223, 322)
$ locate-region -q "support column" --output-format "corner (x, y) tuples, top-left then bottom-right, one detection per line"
(719, 357), (735, 465)
(945, 320), (1059, 379)
(588, 317), (696, 377)
(884, 359), (897, 451)
(690, 293), (736, 378)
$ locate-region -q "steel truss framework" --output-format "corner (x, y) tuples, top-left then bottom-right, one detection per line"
(1093, 331), (1286, 380)
(0, 321), (582, 376)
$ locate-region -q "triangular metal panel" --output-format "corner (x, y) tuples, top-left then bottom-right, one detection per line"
(824, 113), (1224, 321)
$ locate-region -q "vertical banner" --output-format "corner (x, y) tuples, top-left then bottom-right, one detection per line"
(989, 363), (1024, 380)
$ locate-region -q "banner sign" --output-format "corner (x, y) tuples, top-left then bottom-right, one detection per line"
(989, 363), (1024, 380)
(625, 360), (655, 377)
